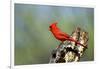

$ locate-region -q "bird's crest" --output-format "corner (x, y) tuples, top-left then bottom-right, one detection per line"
(50, 22), (57, 26)
(49, 22), (58, 28)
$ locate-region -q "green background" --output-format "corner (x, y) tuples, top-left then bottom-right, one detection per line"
(15, 4), (94, 65)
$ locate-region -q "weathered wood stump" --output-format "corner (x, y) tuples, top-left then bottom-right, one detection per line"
(49, 27), (89, 63)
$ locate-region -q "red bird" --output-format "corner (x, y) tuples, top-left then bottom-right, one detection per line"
(49, 22), (84, 46)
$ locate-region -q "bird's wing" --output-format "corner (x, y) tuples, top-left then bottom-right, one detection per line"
(58, 32), (70, 38)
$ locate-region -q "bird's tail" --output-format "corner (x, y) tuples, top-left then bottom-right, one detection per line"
(67, 37), (86, 48)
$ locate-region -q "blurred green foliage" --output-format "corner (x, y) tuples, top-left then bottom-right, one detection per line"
(15, 4), (94, 65)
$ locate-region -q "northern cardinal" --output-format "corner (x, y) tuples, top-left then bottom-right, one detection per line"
(49, 22), (84, 47)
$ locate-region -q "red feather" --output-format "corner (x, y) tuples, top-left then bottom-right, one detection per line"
(49, 22), (84, 46)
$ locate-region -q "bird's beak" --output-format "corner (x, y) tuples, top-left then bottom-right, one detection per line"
(49, 28), (51, 31)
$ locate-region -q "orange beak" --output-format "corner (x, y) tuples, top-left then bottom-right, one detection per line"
(49, 27), (51, 31)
